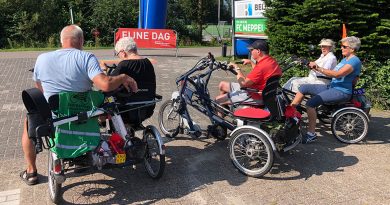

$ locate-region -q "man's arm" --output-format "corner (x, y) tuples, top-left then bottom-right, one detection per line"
(92, 73), (138, 92)
(312, 64), (353, 78)
(231, 66), (254, 87)
(34, 82), (43, 92)
(242, 59), (256, 68)
(236, 71), (254, 87)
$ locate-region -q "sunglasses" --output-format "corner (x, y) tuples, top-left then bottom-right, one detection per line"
(341, 45), (350, 49)
(115, 50), (124, 56)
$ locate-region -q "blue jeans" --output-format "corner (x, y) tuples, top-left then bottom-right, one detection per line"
(298, 84), (351, 108)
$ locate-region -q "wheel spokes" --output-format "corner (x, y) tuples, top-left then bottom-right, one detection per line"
(233, 135), (269, 171)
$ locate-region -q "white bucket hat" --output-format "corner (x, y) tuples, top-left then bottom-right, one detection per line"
(318, 39), (334, 47)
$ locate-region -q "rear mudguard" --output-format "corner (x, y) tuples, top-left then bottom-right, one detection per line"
(143, 125), (165, 155)
(229, 125), (280, 158)
(332, 107), (370, 121)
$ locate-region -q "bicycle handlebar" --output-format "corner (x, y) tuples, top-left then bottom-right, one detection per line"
(279, 56), (311, 72)
(176, 52), (239, 84)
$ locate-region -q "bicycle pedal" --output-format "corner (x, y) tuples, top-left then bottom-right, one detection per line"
(189, 130), (202, 138)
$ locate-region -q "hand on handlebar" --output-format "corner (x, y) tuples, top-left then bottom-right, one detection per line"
(227, 62), (240, 74)
(241, 59), (252, 65)
(308, 62), (318, 70)
(121, 74), (138, 92)
(228, 62), (237, 68)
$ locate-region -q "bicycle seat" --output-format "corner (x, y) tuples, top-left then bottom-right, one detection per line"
(233, 76), (282, 121)
(234, 107), (270, 119)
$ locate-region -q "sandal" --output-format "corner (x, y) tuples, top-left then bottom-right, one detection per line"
(20, 170), (38, 185)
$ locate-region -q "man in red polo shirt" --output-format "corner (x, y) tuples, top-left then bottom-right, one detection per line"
(216, 40), (282, 105)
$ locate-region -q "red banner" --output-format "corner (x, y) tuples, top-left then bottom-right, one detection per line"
(115, 28), (177, 49)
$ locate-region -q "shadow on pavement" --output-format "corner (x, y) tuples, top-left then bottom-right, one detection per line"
(364, 116), (390, 144)
(262, 123), (359, 180)
(58, 139), (247, 204)
(56, 131), (362, 204)
(264, 142), (358, 181)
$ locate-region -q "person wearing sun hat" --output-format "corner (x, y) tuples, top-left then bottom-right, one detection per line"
(291, 36), (362, 144)
(284, 38), (337, 92)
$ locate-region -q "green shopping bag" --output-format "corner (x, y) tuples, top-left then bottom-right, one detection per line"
(50, 91), (104, 159)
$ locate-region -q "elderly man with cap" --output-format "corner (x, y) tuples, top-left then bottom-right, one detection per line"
(216, 40), (282, 105)
(284, 38), (337, 92)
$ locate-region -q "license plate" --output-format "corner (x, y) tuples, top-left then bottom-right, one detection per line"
(115, 154), (126, 164)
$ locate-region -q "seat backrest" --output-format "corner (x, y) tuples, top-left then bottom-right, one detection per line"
(48, 94), (59, 112)
(262, 75), (282, 121)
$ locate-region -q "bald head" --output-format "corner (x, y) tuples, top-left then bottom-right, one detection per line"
(60, 25), (84, 49)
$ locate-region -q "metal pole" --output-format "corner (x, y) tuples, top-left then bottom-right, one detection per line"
(70, 7), (74, 24)
(138, 0), (143, 28)
(218, 0), (221, 23)
(231, 0), (235, 59)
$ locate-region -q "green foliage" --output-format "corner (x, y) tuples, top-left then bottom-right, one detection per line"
(89, 0), (138, 46)
(357, 59), (390, 109)
(264, 0), (390, 109)
(0, 0), (231, 48)
(264, 0), (390, 61)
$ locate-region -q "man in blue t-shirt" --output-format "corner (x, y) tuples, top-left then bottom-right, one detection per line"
(20, 25), (138, 185)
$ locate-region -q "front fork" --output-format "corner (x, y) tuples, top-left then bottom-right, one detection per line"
(105, 96), (131, 144)
(171, 91), (201, 135)
(110, 113), (129, 141)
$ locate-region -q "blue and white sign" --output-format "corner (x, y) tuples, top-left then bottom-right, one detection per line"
(234, 0), (267, 18)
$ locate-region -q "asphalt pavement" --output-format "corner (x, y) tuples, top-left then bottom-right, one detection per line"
(0, 47), (389, 205)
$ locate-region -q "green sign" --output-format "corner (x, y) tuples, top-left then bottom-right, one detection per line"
(234, 18), (267, 36)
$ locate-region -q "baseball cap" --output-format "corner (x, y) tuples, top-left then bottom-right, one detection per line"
(247, 40), (269, 53)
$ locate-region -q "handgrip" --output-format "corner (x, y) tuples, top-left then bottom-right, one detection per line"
(228, 65), (238, 75)
(230, 69), (238, 75)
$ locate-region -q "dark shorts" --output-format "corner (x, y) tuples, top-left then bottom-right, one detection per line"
(298, 84), (351, 108)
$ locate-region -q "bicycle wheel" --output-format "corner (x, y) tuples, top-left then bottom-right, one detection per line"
(143, 126), (165, 179)
(48, 151), (62, 204)
(229, 128), (274, 177)
(158, 99), (181, 136)
(331, 109), (369, 143)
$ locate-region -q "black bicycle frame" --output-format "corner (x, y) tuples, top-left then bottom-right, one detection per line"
(175, 60), (236, 133)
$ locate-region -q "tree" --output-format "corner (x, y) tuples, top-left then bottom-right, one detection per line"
(166, 0), (191, 40)
(180, 0), (218, 41)
(89, 0), (138, 46)
(0, 0), (12, 47)
(347, 0), (390, 61)
(264, 0), (390, 62)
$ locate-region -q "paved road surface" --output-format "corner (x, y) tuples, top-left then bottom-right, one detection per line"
(0, 47), (389, 204)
